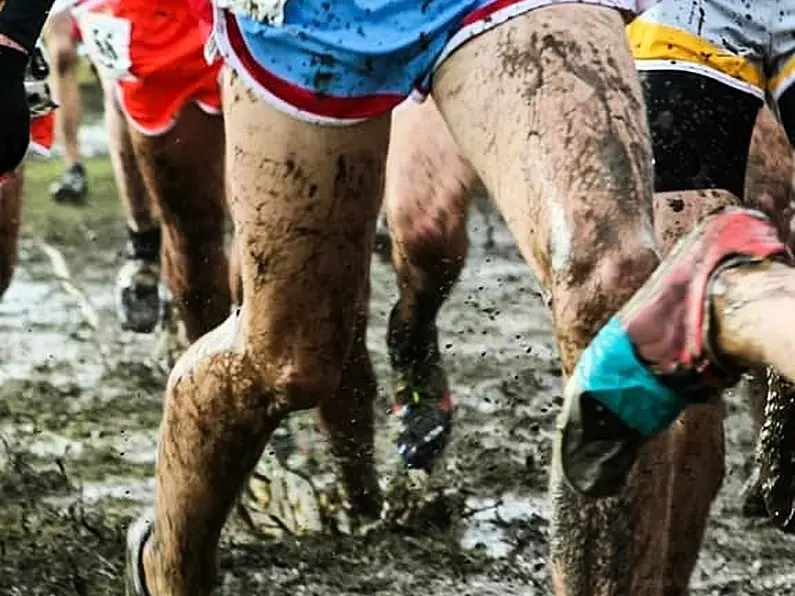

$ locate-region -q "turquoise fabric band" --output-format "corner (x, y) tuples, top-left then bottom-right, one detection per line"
(572, 316), (687, 437)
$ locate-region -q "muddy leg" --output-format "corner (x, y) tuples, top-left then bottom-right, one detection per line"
(107, 90), (158, 237)
(43, 12), (87, 204)
(127, 103), (229, 341)
(139, 69), (389, 596)
(552, 31), (776, 583)
(373, 208), (392, 262)
(708, 267), (795, 532)
(100, 85), (164, 334)
(740, 106), (794, 519)
(43, 13), (81, 168)
(228, 232), (243, 309)
(317, 285), (381, 519)
(744, 106), (793, 238)
(432, 6), (686, 594)
(383, 98), (477, 471)
(649, 189), (744, 589)
(711, 266), (795, 380)
(0, 164), (23, 299)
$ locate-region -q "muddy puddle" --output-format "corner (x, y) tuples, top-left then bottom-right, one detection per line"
(2, 157), (795, 595)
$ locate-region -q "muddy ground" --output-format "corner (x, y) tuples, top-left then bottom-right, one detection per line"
(3, 84), (795, 596)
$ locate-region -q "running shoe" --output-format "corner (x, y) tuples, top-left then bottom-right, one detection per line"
(125, 511), (153, 596)
(558, 208), (790, 498)
(116, 227), (162, 333)
(50, 163), (88, 205)
(387, 303), (453, 471)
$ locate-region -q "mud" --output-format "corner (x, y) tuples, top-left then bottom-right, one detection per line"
(2, 157), (795, 595)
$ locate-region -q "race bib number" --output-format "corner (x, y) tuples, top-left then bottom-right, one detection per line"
(77, 12), (133, 80)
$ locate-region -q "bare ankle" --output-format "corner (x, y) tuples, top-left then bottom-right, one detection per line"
(142, 531), (217, 596)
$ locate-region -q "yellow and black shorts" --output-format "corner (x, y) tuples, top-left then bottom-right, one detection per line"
(626, 0), (795, 194)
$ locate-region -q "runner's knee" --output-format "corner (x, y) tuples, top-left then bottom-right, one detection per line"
(251, 346), (348, 412)
(386, 107), (474, 281)
(171, 308), (345, 414)
(234, 297), (358, 410)
(50, 38), (78, 77)
(388, 184), (469, 287)
(551, 236), (658, 371)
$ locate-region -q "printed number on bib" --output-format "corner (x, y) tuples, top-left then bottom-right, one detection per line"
(78, 13), (133, 80)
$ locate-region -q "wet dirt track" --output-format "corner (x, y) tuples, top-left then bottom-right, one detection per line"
(3, 158), (795, 596)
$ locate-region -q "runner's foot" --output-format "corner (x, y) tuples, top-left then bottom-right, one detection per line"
(116, 227), (162, 333)
(558, 208), (789, 497)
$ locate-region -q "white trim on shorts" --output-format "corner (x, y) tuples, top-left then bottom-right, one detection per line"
(634, 59), (765, 101)
(195, 100), (223, 116)
(113, 83), (222, 138)
(211, 7), (384, 126)
(432, 0), (637, 73)
(212, 0), (639, 126)
(27, 142), (52, 158)
(772, 70), (795, 101)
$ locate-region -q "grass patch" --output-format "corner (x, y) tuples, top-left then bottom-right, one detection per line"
(21, 56), (115, 247)
(22, 155), (122, 248)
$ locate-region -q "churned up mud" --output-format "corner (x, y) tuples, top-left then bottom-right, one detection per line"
(1, 131), (795, 595)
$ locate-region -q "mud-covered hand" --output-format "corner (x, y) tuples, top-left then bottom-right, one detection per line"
(0, 44), (30, 176)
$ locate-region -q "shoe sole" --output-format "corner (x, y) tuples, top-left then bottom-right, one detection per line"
(125, 511), (153, 596)
(51, 190), (88, 205)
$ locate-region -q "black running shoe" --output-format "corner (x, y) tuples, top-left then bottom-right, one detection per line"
(50, 163), (88, 205)
(125, 511), (153, 596)
(116, 227), (162, 333)
(387, 303), (453, 471)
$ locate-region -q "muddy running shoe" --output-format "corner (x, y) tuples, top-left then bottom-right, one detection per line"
(116, 227), (162, 333)
(125, 511), (153, 596)
(387, 304), (453, 471)
(50, 163), (88, 205)
(558, 208), (790, 498)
